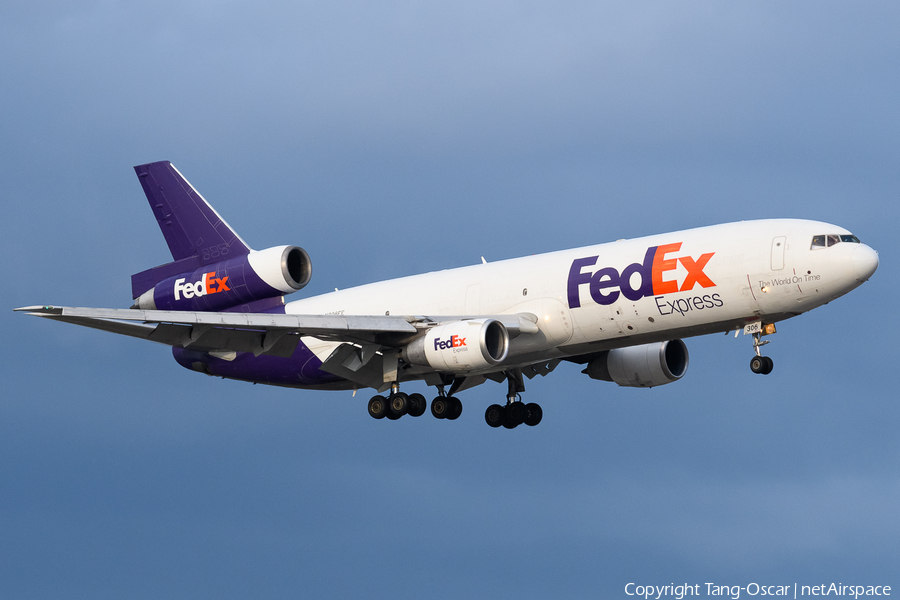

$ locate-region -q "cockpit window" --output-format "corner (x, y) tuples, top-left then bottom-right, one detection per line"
(811, 233), (861, 249)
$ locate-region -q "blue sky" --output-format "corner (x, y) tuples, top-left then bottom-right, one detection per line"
(1, 2), (898, 598)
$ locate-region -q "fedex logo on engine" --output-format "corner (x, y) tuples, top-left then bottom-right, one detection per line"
(567, 243), (715, 308)
(174, 272), (231, 300)
(434, 335), (467, 351)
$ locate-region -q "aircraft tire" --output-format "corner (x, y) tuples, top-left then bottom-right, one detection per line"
(506, 402), (527, 427)
(485, 404), (505, 428)
(524, 403), (543, 426)
(389, 392), (409, 418)
(408, 393), (427, 417)
(446, 397), (462, 420)
(750, 356), (766, 374)
(761, 356), (774, 375)
(368, 395), (388, 419)
(431, 397), (449, 419)
(447, 396), (462, 421)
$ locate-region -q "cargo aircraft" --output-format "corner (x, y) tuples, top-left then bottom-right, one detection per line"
(16, 161), (879, 428)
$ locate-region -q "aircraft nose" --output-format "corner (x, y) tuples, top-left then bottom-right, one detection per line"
(853, 244), (879, 282)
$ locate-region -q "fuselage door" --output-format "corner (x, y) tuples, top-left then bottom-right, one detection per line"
(771, 236), (786, 271)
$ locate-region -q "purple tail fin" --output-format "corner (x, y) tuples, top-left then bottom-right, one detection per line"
(131, 161), (252, 298)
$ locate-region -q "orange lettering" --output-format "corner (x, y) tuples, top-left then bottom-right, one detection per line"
(679, 253), (715, 290)
(652, 243), (682, 295)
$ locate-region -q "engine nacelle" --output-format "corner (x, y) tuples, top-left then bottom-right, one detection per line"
(134, 245), (312, 311)
(583, 339), (689, 388)
(403, 319), (509, 372)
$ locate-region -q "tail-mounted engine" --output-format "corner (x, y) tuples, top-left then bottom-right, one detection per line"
(583, 339), (689, 388)
(403, 319), (509, 372)
(134, 245), (312, 311)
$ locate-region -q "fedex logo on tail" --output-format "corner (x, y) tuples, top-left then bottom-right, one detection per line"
(434, 335), (467, 351)
(567, 243), (715, 308)
(174, 272), (231, 300)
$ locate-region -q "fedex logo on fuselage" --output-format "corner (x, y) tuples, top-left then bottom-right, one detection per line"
(567, 243), (715, 308)
(434, 335), (467, 351)
(174, 272), (231, 301)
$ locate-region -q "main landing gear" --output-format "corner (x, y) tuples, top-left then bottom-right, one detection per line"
(749, 326), (775, 375)
(430, 394), (462, 420)
(484, 401), (542, 429)
(484, 369), (542, 429)
(367, 383), (428, 420)
(367, 383), (459, 421)
(367, 370), (544, 428)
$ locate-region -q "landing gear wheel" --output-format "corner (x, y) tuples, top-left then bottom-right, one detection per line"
(446, 397), (463, 420)
(431, 397), (449, 419)
(750, 356), (764, 374)
(485, 404), (505, 428)
(407, 393), (427, 417)
(505, 402), (527, 428)
(368, 395), (388, 419)
(750, 356), (773, 375)
(524, 403), (543, 426)
(388, 392), (409, 418)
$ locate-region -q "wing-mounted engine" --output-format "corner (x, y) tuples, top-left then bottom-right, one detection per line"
(583, 339), (689, 388)
(403, 319), (509, 372)
(134, 245), (312, 311)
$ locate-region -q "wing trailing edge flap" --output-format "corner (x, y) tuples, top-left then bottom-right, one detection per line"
(523, 359), (561, 379)
(482, 359), (561, 384)
(147, 323), (300, 358)
(319, 343), (387, 391)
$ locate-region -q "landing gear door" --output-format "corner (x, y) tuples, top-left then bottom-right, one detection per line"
(771, 236), (786, 271)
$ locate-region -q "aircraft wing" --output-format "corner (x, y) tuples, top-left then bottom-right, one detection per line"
(14, 305), (538, 359)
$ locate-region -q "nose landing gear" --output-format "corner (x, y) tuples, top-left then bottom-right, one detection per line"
(749, 325), (775, 375)
(750, 354), (774, 375)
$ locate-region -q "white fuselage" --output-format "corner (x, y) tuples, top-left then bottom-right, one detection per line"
(286, 219), (877, 373)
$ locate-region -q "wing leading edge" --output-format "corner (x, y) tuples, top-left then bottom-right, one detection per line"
(14, 305), (538, 360)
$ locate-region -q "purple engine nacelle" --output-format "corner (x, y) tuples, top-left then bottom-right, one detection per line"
(134, 245), (312, 311)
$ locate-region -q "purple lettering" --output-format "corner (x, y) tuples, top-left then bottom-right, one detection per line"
(567, 256), (598, 309)
(589, 267), (620, 305)
(619, 247), (656, 301)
